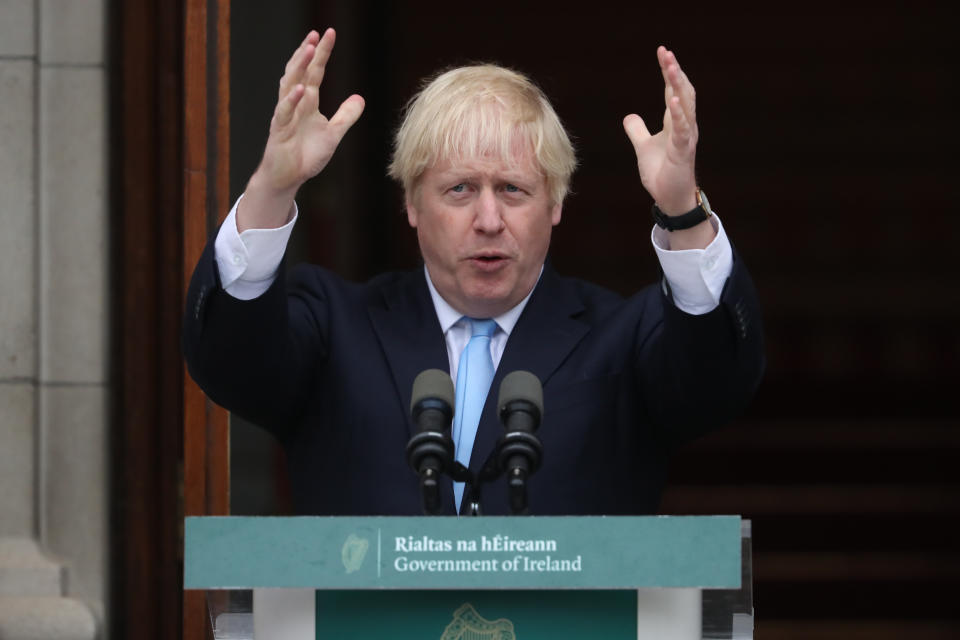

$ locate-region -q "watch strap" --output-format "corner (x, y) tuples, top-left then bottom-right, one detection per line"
(651, 189), (711, 231)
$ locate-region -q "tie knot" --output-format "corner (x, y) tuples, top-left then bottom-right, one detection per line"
(468, 318), (497, 338)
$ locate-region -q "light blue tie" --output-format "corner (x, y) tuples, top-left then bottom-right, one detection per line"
(452, 318), (497, 512)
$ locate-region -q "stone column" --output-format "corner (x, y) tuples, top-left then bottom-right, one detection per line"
(0, 0), (108, 637)
(1, 0), (39, 543)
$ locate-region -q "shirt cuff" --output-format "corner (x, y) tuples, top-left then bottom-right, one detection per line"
(214, 194), (298, 300)
(650, 213), (733, 315)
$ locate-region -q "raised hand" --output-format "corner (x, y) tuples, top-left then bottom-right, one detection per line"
(239, 29), (365, 231)
(622, 46), (699, 217)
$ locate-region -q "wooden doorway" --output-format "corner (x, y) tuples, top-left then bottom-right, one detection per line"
(112, 0), (229, 639)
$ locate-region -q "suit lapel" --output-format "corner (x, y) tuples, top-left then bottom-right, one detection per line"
(368, 269), (458, 513)
(367, 269), (450, 440)
(469, 264), (590, 476)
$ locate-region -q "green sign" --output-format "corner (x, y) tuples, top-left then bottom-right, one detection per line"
(184, 515), (740, 589)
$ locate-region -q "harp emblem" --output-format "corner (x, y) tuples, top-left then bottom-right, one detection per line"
(441, 603), (516, 640)
(341, 533), (369, 574)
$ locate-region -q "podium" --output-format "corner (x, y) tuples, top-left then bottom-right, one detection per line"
(185, 516), (753, 639)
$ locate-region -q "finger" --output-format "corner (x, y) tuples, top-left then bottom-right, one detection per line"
(622, 114), (651, 151)
(679, 69), (696, 122)
(273, 83), (305, 128)
(667, 96), (693, 151)
(665, 64), (694, 129)
(655, 46), (675, 103)
(660, 47), (696, 128)
(279, 31), (320, 98)
(656, 45), (671, 87)
(328, 94), (366, 139)
(665, 61), (696, 131)
(279, 43), (315, 100)
(303, 27), (336, 88)
(293, 82), (321, 123)
(283, 30), (319, 77)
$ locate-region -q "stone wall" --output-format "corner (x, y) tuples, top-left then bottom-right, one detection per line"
(0, 0), (109, 637)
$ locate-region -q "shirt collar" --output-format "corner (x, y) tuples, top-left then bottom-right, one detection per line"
(423, 264), (542, 337)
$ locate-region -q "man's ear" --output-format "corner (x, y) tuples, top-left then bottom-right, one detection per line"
(405, 194), (418, 228)
(550, 202), (562, 226)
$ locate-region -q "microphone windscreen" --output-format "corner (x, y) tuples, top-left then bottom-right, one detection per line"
(498, 370), (543, 415)
(410, 368), (455, 414)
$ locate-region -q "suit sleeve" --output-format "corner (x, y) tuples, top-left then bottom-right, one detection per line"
(635, 248), (765, 448)
(182, 236), (328, 434)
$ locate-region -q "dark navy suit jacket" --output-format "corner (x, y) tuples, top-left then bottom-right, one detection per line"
(183, 238), (763, 516)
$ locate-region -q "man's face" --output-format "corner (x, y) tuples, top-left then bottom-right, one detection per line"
(406, 154), (561, 318)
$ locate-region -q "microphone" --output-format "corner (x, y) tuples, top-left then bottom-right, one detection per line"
(496, 371), (544, 514)
(406, 369), (455, 515)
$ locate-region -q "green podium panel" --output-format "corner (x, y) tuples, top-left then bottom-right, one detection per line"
(185, 515), (740, 590)
(315, 590), (637, 639)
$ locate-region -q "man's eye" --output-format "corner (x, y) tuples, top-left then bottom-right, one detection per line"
(504, 184), (520, 193)
(450, 183), (466, 193)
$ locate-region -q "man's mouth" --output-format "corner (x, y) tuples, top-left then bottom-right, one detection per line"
(467, 254), (509, 270)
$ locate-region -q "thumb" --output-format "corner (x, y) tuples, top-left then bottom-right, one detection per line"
(329, 94), (366, 140)
(622, 114), (651, 152)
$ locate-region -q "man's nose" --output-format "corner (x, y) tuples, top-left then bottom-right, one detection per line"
(473, 188), (505, 233)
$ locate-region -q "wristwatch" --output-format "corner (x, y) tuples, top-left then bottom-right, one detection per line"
(651, 189), (713, 231)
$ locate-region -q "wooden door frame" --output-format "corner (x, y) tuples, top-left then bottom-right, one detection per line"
(111, 1), (230, 638)
(182, 0), (231, 638)
(111, 2), (187, 639)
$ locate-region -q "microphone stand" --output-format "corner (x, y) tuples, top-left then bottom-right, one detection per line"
(406, 430), (478, 515)
(466, 427), (542, 516)
(411, 431), (541, 516)
(496, 428), (542, 515)
(462, 455), (499, 517)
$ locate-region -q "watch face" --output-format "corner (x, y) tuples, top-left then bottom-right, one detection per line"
(698, 189), (712, 215)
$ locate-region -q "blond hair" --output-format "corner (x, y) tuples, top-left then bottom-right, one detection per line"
(388, 64), (576, 206)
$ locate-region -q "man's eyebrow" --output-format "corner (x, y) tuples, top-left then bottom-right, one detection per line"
(433, 165), (540, 186)
(499, 174), (540, 189)
(437, 170), (476, 179)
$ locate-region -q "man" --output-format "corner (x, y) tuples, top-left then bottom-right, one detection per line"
(183, 28), (763, 516)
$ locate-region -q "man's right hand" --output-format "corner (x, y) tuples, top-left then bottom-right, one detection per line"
(238, 28), (365, 232)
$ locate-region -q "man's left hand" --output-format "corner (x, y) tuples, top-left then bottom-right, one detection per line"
(623, 46), (699, 216)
